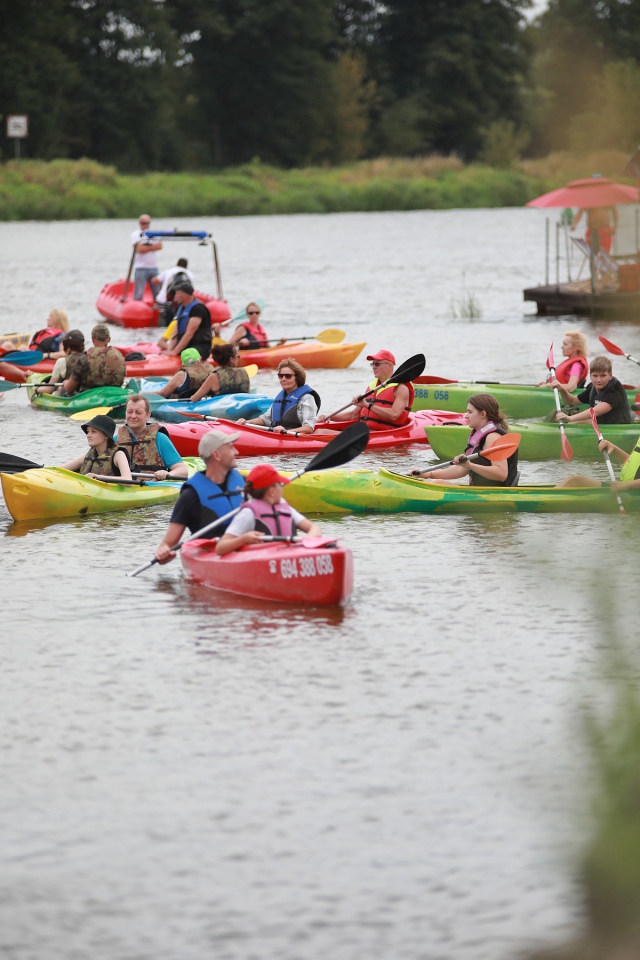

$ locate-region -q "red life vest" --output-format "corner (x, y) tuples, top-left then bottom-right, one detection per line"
(240, 320), (268, 349)
(554, 356), (588, 388)
(243, 499), (296, 537)
(29, 327), (65, 350)
(359, 379), (414, 430)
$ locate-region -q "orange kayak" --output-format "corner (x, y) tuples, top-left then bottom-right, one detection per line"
(233, 340), (365, 369)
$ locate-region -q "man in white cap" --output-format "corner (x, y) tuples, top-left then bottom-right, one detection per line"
(317, 349), (414, 430)
(154, 428), (243, 564)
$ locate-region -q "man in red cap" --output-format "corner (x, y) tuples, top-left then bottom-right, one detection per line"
(216, 463), (321, 555)
(318, 349), (414, 430)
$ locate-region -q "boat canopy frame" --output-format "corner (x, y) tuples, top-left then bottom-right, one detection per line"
(121, 229), (223, 303)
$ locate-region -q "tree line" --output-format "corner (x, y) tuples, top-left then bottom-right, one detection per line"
(2, 0), (640, 172)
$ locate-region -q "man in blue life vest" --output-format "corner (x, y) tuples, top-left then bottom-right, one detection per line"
(166, 282), (212, 359)
(154, 428), (243, 564)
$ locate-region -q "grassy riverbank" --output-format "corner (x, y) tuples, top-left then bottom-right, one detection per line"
(0, 151), (631, 221)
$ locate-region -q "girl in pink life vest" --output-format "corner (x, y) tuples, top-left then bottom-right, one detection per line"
(538, 330), (589, 393)
(216, 464), (321, 556)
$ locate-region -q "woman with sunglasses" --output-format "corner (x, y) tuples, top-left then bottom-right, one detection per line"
(237, 358), (321, 435)
(228, 302), (271, 350)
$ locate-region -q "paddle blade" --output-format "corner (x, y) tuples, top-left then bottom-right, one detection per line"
(546, 342), (555, 371)
(245, 364), (259, 378)
(560, 430), (573, 462)
(69, 406), (114, 422)
(589, 406), (601, 437)
(392, 353), (426, 384)
(598, 335), (625, 356)
(0, 379), (21, 392)
(0, 451), (44, 473)
(315, 328), (346, 344)
(479, 432), (521, 461)
(1, 350), (44, 366)
(303, 422), (370, 473)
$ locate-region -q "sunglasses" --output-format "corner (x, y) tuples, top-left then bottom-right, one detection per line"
(278, 372), (294, 379)
(371, 360), (386, 366)
(247, 310), (261, 315)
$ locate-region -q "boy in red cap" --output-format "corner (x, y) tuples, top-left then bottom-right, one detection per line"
(216, 463), (321, 555)
(317, 348), (414, 431)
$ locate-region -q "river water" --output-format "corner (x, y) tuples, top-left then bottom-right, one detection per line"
(2, 210), (640, 960)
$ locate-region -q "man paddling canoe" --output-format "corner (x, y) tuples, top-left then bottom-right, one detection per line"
(117, 394), (188, 481)
(316, 349), (413, 430)
(411, 394), (519, 486)
(155, 429), (243, 564)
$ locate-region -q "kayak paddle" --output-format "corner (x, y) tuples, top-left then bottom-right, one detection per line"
(126, 420), (370, 577)
(0, 350), (44, 366)
(547, 343), (573, 461)
(328, 353), (427, 419)
(598, 335), (640, 367)
(0, 452), (45, 474)
(259, 329), (345, 345)
(0, 379), (25, 392)
(410, 432), (521, 475)
(588, 408), (625, 515)
(70, 406), (115, 422)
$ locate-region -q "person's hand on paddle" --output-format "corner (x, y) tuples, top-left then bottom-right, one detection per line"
(154, 469), (171, 481)
(598, 438), (615, 456)
(155, 542), (178, 564)
(555, 411), (570, 422)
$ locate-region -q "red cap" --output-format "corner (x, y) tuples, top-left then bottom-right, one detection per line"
(246, 464), (290, 490)
(366, 349), (395, 363)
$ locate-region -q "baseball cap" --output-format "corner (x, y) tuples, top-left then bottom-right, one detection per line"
(91, 323), (111, 341)
(246, 464), (290, 490)
(62, 329), (85, 348)
(198, 429), (241, 459)
(173, 281), (194, 295)
(366, 349), (395, 363)
(180, 347), (201, 366)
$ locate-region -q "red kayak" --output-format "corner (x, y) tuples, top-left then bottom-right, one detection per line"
(96, 280), (232, 329)
(180, 536), (353, 606)
(166, 410), (465, 457)
(15, 350), (184, 381)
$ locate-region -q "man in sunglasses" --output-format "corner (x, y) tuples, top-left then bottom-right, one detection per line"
(317, 349), (413, 430)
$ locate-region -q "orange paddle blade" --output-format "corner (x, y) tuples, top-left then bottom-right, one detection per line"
(480, 433), (521, 461)
(599, 335), (625, 356)
(559, 430), (573, 462)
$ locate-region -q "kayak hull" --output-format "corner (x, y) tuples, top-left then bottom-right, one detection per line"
(180, 537), (353, 605)
(96, 280), (231, 328)
(283, 467), (640, 515)
(1, 461), (200, 522)
(233, 341), (365, 369)
(27, 377), (135, 414)
(426, 422), (640, 461)
(151, 394), (273, 423)
(26, 352), (183, 380)
(412, 376), (639, 418)
(166, 411), (462, 457)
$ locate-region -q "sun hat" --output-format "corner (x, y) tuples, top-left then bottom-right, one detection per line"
(198, 429), (241, 459)
(246, 464), (290, 490)
(366, 349), (395, 363)
(180, 347), (201, 366)
(91, 323), (111, 342)
(81, 414), (116, 444)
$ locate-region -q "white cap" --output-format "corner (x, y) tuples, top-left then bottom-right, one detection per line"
(198, 429), (241, 459)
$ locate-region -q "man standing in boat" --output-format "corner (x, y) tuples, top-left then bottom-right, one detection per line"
(131, 214), (163, 300)
(166, 282), (212, 359)
(63, 324), (126, 394)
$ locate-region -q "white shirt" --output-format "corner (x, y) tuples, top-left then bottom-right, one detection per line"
(130, 229), (159, 269)
(225, 500), (306, 537)
(154, 266), (195, 304)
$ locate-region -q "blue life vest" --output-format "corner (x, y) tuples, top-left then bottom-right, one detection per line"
(184, 468), (244, 534)
(270, 384), (320, 427)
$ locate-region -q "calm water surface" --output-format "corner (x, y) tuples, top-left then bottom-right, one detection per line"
(2, 210), (640, 960)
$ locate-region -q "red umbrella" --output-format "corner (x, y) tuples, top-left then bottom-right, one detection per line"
(526, 177), (638, 209)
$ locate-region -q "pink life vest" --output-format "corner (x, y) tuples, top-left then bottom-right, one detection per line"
(243, 499), (296, 537)
(240, 320), (268, 348)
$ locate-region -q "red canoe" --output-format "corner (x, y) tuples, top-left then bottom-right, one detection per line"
(166, 410), (464, 457)
(180, 536), (353, 606)
(95, 280), (232, 329)
(15, 350), (184, 381)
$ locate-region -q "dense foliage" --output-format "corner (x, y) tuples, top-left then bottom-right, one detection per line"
(1, 0), (639, 171)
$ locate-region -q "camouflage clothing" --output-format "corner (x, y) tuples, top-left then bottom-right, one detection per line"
(63, 351), (85, 380)
(216, 366), (250, 396)
(179, 360), (213, 398)
(79, 446), (123, 477)
(116, 423), (167, 471)
(72, 345), (126, 390)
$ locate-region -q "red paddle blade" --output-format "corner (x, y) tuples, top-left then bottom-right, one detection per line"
(546, 342), (555, 371)
(560, 431), (573, 461)
(598, 335), (625, 356)
(588, 407), (602, 440)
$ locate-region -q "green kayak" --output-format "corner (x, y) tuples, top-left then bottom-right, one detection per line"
(412, 376), (639, 418)
(27, 374), (135, 414)
(284, 467), (640, 515)
(426, 422), (640, 461)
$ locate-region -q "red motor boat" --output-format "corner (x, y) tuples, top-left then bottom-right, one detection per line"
(180, 536), (353, 606)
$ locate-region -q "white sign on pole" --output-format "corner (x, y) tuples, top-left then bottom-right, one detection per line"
(7, 115), (29, 138)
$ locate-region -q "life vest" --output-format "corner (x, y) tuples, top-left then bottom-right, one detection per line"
(116, 423), (169, 471)
(620, 440), (640, 482)
(63, 351), (85, 380)
(359, 379), (414, 430)
(239, 319), (268, 349)
(270, 384), (321, 427)
(464, 422), (519, 487)
(175, 360), (212, 398)
(243, 499), (296, 538)
(78, 446), (123, 477)
(554, 356), (589, 388)
(81, 345), (126, 388)
(184, 468), (245, 535)
(215, 366), (250, 396)
(175, 300), (212, 358)
(30, 327), (65, 351)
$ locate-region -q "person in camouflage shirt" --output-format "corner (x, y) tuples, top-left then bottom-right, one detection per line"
(63, 323), (126, 394)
